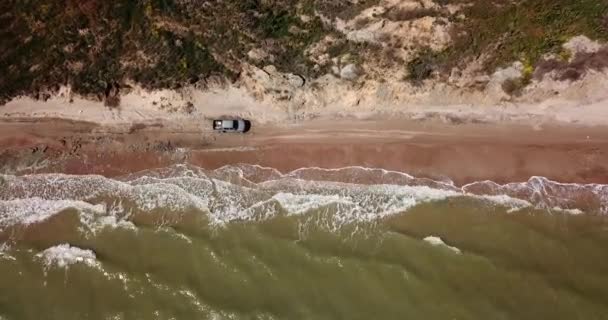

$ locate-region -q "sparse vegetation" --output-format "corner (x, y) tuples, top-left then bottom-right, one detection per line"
(438, 0), (608, 73)
(398, 0), (608, 87)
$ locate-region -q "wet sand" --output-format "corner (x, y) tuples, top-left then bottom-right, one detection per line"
(1, 118), (608, 186)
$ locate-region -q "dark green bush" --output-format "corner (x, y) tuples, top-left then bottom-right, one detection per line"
(406, 48), (442, 85)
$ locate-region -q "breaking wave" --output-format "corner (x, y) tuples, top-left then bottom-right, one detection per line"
(423, 236), (461, 254)
(1, 164), (607, 234)
(35, 243), (100, 270)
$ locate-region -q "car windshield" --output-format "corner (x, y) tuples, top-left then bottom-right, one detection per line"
(221, 121), (234, 129)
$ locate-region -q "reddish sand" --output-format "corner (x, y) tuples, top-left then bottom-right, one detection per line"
(1, 118), (608, 186)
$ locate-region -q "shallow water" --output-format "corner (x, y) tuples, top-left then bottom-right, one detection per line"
(1, 164), (607, 319)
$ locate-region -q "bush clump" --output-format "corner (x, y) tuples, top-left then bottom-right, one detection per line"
(502, 76), (531, 96)
(406, 48), (442, 85)
(384, 7), (440, 21)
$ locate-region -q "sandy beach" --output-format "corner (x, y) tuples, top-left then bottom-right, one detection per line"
(2, 115), (608, 186)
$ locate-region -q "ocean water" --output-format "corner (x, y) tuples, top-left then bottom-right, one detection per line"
(1, 164), (608, 320)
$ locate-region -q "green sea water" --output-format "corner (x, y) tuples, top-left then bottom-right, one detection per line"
(1, 165), (608, 319)
(1, 199), (608, 320)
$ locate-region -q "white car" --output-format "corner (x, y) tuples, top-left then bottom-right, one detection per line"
(213, 119), (251, 133)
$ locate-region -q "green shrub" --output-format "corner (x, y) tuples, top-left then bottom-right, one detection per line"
(260, 10), (295, 38)
(501, 76), (530, 97)
(406, 48), (442, 85)
(384, 7), (440, 21)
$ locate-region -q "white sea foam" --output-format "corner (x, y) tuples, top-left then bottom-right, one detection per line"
(470, 194), (533, 213)
(264, 180), (462, 223)
(0, 197), (139, 234)
(273, 193), (354, 215)
(0, 243), (16, 261)
(0, 198), (106, 229)
(550, 207), (584, 215)
(1, 164), (605, 233)
(423, 236), (461, 254)
(160, 228), (192, 243)
(286, 166), (457, 190)
(289, 166), (415, 179)
(462, 176), (608, 214)
(179, 289), (207, 313)
(35, 244), (100, 269)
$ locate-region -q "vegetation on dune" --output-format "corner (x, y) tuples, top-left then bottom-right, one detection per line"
(0, 0), (342, 104)
(445, 0), (608, 72)
(407, 0), (608, 83)
(0, 0), (229, 104)
(0, 0), (607, 102)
